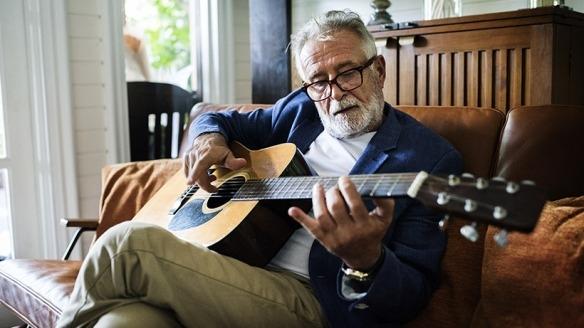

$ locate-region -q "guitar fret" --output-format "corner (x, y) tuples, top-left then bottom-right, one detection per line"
(290, 177), (301, 199)
(358, 175), (373, 196)
(265, 179), (277, 199)
(356, 176), (366, 194)
(324, 177), (336, 190)
(301, 177), (312, 198)
(280, 177), (291, 199)
(370, 176), (383, 197)
(387, 174), (401, 196)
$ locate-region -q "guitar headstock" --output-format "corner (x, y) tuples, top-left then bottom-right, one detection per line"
(408, 172), (547, 234)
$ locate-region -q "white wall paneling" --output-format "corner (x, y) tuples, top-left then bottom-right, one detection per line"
(98, 0), (130, 164)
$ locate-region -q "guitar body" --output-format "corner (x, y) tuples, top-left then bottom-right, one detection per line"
(133, 142), (311, 266)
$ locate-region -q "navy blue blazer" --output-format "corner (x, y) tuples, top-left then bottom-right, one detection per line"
(190, 89), (463, 327)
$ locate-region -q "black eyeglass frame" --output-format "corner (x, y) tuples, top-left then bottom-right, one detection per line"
(301, 55), (378, 102)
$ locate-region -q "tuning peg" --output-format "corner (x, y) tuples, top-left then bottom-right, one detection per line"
(461, 172), (475, 179)
(464, 199), (477, 212)
(438, 215), (450, 231)
(437, 192), (450, 205)
(506, 182), (519, 194)
(492, 176), (506, 182)
(448, 175), (461, 186)
(460, 222), (479, 242)
(493, 229), (508, 247)
(475, 177), (489, 190)
(521, 180), (536, 186)
(493, 206), (507, 220)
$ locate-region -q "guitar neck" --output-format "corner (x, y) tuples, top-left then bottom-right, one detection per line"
(232, 173), (419, 200)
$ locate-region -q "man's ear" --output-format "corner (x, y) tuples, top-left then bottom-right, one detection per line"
(374, 55), (386, 86)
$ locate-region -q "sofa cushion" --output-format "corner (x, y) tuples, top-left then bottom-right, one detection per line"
(496, 105), (584, 200)
(0, 260), (81, 327)
(399, 106), (505, 328)
(97, 159), (182, 239)
(473, 196), (584, 327)
(398, 106), (505, 178)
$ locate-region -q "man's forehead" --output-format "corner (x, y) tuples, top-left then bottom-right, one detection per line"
(300, 39), (366, 80)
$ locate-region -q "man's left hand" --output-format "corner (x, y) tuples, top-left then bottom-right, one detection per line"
(288, 176), (395, 270)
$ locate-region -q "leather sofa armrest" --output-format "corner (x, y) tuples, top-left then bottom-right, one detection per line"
(60, 218), (99, 229)
(60, 218), (99, 260)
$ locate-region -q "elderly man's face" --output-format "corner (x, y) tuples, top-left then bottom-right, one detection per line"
(299, 30), (386, 138)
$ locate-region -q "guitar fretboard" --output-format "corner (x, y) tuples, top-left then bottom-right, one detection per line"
(229, 173), (419, 200)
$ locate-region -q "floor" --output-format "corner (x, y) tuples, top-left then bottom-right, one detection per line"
(0, 304), (23, 326)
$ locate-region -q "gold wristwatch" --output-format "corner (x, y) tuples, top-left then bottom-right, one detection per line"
(341, 247), (385, 282)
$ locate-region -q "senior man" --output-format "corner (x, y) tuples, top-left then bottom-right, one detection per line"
(58, 10), (462, 328)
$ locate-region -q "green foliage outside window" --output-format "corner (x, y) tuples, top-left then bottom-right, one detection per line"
(145, 0), (190, 70)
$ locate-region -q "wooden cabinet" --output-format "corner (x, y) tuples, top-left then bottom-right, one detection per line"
(370, 7), (584, 112)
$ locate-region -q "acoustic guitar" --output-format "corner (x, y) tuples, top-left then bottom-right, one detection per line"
(133, 142), (547, 266)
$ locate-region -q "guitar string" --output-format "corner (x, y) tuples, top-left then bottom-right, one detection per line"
(188, 174), (419, 199)
(190, 177), (518, 202)
(195, 173), (420, 190)
(198, 174), (419, 194)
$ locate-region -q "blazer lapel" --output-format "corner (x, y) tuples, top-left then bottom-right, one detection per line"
(350, 105), (401, 175)
(288, 119), (324, 153)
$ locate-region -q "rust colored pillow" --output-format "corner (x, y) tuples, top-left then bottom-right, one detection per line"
(473, 196), (584, 327)
(96, 159), (182, 239)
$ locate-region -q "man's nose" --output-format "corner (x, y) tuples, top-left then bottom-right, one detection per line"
(329, 82), (346, 101)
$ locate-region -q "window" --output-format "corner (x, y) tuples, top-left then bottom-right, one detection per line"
(124, 0), (198, 91)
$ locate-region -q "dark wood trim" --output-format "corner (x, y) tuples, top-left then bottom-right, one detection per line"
(250, 0), (291, 103)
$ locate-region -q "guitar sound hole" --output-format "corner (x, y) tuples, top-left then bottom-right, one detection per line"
(207, 176), (246, 209)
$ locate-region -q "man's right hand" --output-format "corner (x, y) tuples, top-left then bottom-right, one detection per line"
(183, 133), (247, 192)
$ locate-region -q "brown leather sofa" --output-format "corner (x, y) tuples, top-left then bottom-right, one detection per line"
(1, 103), (583, 327)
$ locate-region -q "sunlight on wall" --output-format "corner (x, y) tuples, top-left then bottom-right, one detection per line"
(0, 72), (5, 159)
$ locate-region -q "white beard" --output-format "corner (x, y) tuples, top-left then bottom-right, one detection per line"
(316, 87), (385, 139)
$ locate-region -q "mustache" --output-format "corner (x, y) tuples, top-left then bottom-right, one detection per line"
(329, 97), (360, 115)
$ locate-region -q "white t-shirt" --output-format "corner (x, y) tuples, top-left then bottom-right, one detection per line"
(268, 131), (376, 278)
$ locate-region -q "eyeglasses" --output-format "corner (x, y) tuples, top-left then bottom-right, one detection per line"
(302, 56), (377, 102)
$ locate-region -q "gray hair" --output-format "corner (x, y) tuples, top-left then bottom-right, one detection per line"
(290, 10), (377, 80)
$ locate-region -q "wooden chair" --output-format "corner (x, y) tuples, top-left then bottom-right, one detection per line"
(127, 81), (198, 161)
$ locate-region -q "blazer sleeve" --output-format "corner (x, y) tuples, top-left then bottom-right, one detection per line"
(188, 89), (311, 150)
(336, 148), (463, 323)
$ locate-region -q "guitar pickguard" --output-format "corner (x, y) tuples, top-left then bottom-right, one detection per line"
(168, 198), (216, 231)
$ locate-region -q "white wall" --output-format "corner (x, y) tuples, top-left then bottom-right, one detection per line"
(66, 0), (107, 222)
(292, 0), (424, 33)
(461, 0), (527, 15)
(566, 0), (584, 12)
(66, 0), (113, 254)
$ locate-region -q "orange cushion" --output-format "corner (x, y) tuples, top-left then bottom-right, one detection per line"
(474, 196), (584, 326)
(96, 159), (182, 239)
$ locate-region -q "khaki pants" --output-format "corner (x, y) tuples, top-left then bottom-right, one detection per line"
(57, 221), (326, 328)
